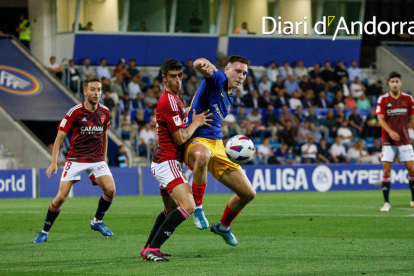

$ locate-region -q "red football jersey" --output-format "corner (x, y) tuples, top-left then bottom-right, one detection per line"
(152, 90), (188, 163)
(58, 103), (111, 163)
(375, 92), (414, 146)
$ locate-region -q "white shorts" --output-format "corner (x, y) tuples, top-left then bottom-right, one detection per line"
(151, 160), (187, 195)
(61, 161), (112, 184)
(381, 145), (414, 162)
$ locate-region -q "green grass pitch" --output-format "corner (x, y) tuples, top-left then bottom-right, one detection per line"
(1, 191), (414, 275)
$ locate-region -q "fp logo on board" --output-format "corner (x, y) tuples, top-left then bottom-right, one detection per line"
(0, 66), (40, 95)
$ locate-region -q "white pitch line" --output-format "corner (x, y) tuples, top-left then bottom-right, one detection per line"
(0, 211), (413, 218)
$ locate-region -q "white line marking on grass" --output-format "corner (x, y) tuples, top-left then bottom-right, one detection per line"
(0, 211), (413, 218)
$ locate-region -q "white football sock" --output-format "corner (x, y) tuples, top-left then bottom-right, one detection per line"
(93, 217), (102, 223)
(218, 223), (229, 232)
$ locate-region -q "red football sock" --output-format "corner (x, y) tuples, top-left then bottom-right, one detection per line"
(220, 204), (240, 227)
(192, 182), (206, 207)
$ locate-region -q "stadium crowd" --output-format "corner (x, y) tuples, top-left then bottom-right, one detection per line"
(53, 56), (410, 166)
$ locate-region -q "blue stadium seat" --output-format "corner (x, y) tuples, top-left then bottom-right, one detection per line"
(366, 137), (374, 144)
(270, 139), (279, 148)
(326, 137), (334, 146)
(142, 76), (151, 87)
(253, 137), (262, 145)
(326, 92), (335, 103)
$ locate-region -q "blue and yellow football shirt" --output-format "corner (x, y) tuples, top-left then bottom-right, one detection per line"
(188, 70), (233, 140)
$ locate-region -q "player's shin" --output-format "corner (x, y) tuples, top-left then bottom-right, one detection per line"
(219, 204), (240, 231)
(408, 175), (414, 201)
(192, 182), (206, 208)
(43, 202), (62, 233)
(149, 206), (190, 249)
(382, 176), (391, 203)
(94, 193), (114, 221)
(144, 209), (167, 248)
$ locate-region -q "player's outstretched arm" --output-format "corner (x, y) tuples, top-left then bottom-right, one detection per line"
(194, 58), (217, 78)
(378, 114), (400, 141)
(46, 130), (67, 179)
(172, 109), (212, 145)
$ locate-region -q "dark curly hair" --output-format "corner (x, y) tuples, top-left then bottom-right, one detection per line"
(389, 71), (401, 81)
(161, 58), (183, 76)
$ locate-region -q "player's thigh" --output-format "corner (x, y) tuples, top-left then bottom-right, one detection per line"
(87, 162), (115, 194)
(404, 160), (414, 175)
(218, 169), (256, 200)
(209, 142), (241, 180)
(56, 180), (76, 199)
(162, 195), (178, 214)
(381, 146), (397, 163)
(169, 183), (195, 213)
(184, 140), (212, 170)
(94, 175), (116, 195)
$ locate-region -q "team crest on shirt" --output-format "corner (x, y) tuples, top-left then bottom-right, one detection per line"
(403, 100), (407, 107)
(101, 115), (105, 123)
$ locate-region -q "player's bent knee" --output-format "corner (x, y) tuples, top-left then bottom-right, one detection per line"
(180, 203), (195, 215)
(105, 186), (116, 197)
(240, 190), (256, 203)
(194, 151), (211, 168)
(183, 205), (195, 215)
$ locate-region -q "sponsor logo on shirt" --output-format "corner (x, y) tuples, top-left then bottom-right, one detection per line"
(387, 108), (407, 115)
(82, 117), (87, 122)
(60, 119), (67, 128)
(213, 103), (225, 120)
(173, 115), (182, 126)
(80, 126), (104, 134)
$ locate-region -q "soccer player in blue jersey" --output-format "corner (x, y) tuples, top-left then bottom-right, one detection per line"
(184, 55), (256, 246)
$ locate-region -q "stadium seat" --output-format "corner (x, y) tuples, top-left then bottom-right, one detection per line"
(326, 92), (335, 103)
(326, 137), (334, 146)
(270, 139), (279, 148)
(366, 137), (374, 144)
(253, 137), (262, 145)
(142, 76), (151, 88)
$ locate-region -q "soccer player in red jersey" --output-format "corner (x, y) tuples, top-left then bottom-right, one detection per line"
(141, 59), (211, 261)
(34, 77), (116, 243)
(375, 72), (414, 211)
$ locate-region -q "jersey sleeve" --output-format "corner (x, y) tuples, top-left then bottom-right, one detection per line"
(409, 96), (414, 116)
(104, 110), (111, 131)
(375, 97), (386, 116)
(57, 114), (74, 133)
(163, 99), (186, 134)
(206, 70), (227, 88)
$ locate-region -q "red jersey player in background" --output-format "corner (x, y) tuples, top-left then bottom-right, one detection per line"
(141, 59), (211, 261)
(34, 77), (116, 243)
(375, 71), (414, 211)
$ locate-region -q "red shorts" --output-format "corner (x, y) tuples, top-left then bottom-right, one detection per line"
(151, 160), (188, 195)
